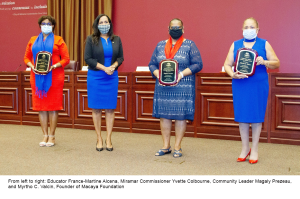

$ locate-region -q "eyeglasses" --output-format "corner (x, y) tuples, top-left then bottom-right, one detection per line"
(169, 26), (183, 30)
(41, 23), (52, 26)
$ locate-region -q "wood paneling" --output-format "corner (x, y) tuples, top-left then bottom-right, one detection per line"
(0, 74), (18, 82)
(73, 72), (131, 132)
(270, 74), (300, 145)
(0, 87), (19, 114)
(196, 73), (268, 142)
(0, 71), (299, 145)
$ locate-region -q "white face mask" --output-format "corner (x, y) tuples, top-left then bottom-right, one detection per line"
(41, 25), (52, 35)
(243, 29), (257, 40)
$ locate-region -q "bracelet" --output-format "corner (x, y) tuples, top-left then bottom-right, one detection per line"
(180, 72), (184, 78)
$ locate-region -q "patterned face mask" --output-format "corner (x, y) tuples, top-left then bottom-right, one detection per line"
(98, 24), (110, 34)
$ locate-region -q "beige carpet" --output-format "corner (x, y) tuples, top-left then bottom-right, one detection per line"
(0, 124), (299, 175)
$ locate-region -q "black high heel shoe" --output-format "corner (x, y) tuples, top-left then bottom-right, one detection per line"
(105, 140), (113, 151)
(96, 142), (103, 152)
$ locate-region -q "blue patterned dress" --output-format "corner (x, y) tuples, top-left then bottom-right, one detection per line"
(149, 39), (203, 121)
(232, 37), (268, 123)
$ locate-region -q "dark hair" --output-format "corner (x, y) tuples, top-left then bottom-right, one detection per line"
(38, 15), (56, 32)
(169, 18), (183, 28)
(92, 14), (115, 45)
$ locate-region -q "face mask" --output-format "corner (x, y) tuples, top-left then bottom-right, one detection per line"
(243, 29), (257, 40)
(98, 24), (110, 34)
(169, 29), (183, 39)
(41, 25), (52, 34)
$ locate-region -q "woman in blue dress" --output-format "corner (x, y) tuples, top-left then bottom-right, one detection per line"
(224, 17), (280, 164)
(85, 14), (124, 152)
(149, 18), (203, 158)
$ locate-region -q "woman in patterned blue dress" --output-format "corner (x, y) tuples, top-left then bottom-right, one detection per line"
(224, 17), (280, 164)
(85, 14), (124, 152)
(149, 18), (203, 158)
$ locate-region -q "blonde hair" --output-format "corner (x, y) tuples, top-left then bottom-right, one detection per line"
(243, 17), (259, 28)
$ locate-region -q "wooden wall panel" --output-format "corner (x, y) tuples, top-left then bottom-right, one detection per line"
(21, 72), (74, 128)
(134, 91), (157, 122)
(23, 87), (37, 115)
(270, 73), (300, 145)
(73, 72), (131, 132)
(0, 72), (22, 124)
(196, 74), (268, 142)
(0, 74), (19, 82)
(200, 93), (235, 126)
(0, 72), (299, 145)
(131, 72), (160, 134)
(131, 72), (195, 136)
(0, 87), (18, 114)
(56, 88), (73, 128)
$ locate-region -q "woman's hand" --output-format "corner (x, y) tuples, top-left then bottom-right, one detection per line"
(256, 56), (265, 65)
(153, 70), (166, 86)
(232, 72), (248, 79)
(104, 66), (115, 75)
(31, 66), (46, 75)
(49, 65), (56, 72)
(153, 70), (159, 79)
(31, 68), (38, 74)
(170, 72), (183, 86)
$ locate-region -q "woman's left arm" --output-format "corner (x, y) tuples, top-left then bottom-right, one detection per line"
(112, 37), (124, 71)
(256, 41), (280, 69)
(264, 41), (280, 69)
(51, 37), (70, 70)
(180, 41), (203, 79)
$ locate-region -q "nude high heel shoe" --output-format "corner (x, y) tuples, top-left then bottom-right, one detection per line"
(46, 135), (55, 147)
(39, 135), (48, 147)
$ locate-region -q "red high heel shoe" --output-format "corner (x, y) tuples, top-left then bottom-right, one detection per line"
(249, 159), (258, 164)
(237, 149), (251, 162)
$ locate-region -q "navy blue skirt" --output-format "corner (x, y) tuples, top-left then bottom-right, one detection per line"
(87, 70), (118, 109)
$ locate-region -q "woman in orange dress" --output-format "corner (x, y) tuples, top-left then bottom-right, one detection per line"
(24, 15), (70, 147)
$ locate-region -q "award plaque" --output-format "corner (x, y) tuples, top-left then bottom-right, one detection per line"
(234, 48), (258, 76)
(34, 51), (52, 74)
(159, 59), (178, 86)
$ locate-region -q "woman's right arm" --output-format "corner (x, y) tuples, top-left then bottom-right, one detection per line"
(24, 37), (35, 70)
(148, 44), (159, 79)
(84, 36), (98, 70)
(224, 43), (248, 79)
(84, 36), (113, 75)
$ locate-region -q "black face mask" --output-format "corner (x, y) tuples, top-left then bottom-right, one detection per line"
(169, 29), (183, 39)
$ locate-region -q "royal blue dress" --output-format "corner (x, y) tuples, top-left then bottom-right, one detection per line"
(149, 39), (203, 121)
(87, 37), (118, 109)
(232, 37), (268, 123)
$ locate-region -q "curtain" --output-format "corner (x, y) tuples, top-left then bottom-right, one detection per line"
(47, 0), (112, 69)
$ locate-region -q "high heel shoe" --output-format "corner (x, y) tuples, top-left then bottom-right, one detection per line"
(249, 159), (258, 164)
(105, 140), (113, 151)
(237, 148), (251, 162)
(46, 135), (55, 147)
(96, 141), (103, 152)
(39, 135), (48, 147)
